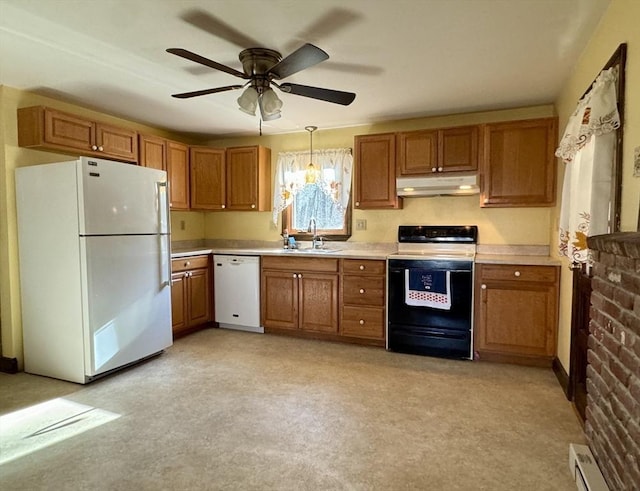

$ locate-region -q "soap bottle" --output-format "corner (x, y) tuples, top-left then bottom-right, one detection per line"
(283, 229), (289, 249)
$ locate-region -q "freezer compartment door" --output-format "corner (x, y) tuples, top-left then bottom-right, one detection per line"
(81, 234), (172, 378)
(78, 157), (169, 235)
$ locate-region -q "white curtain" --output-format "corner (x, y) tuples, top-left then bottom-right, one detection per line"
(557, 67), (620, 263)
(272, 148), (353, 225)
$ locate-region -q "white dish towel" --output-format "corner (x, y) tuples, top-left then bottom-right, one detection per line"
(405, 269), (452, 310)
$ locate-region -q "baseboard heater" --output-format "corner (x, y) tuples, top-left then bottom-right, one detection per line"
(569, 444), (609, 491)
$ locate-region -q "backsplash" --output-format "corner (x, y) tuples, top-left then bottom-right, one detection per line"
(586, 232), (640, 490)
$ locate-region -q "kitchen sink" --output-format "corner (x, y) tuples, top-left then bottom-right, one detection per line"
(284, 247), (342, 254)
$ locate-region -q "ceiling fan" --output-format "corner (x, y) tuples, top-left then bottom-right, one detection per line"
(167, 43), (357, 121)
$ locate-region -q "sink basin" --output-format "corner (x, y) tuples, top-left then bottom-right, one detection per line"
(283, 247), (341, 254)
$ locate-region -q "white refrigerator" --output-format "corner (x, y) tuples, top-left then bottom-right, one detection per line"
(16, 157), (173, 383)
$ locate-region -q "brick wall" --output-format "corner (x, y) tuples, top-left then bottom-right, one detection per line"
(586, 232), (640, 491)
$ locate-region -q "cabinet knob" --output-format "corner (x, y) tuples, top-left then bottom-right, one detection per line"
(359, 288), (365, 294)
(431, 167), (437, 172)
(514, 271), (521, 277)
(298, 274), (303, 279)
(481, 284), (487, 289)
(98, 146), (104, 152)
(438, 167), (443, 172)
(292, 273), (297, 278)
(359, 265), (365, 271)
(91, 145), (98, 151)
(251, 204), (256, 209)
(359, 319), (365, 325)
(355, 201), (360, 207)
(221, 204), (226, 209)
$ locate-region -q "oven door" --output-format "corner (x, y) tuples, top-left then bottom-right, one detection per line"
(387, 258), (474, 359)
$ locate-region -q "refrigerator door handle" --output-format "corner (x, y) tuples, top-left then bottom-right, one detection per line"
(156, 181), (169, 235)
(160, 234), (171, 288)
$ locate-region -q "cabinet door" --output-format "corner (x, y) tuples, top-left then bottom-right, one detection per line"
(354, 133), (401, 209)
(187, 267), (212, 326)
(139, 134), (166, 171)
(481, 118), (557, 207)
(44, 108), (95, 152)
(397, 130), (437, 175)
(167, 140), (190, 210)
(440, 125), (478, 172)
(171, 272), (188, 334)
(261, 270), (299, 330)
(96, 123), (138, 162)
(299, 273), (339, 333)
(190, 147), (226, 210)
(226, 146), (259, 210)
(475, 265), (559, 363)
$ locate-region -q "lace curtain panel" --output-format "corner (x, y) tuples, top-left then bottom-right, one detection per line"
(272, 148), (353, 225)
(557, 67), (620, 263)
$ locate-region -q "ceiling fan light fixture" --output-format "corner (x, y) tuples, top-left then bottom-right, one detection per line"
(237, 86), (259, 115)
(260, 88), (283, 115)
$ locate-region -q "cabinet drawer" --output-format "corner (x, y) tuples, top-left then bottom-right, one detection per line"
(171, 255), (209, 273)
(262, 255), (338, 272)
(342, 276), (385, 306)
(478, 264), (558, 283)
(341, 306), (385, 339)
(342, 259), (385, 275)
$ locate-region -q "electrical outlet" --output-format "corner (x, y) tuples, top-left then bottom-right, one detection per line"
(356, 219), (367, 231)
(180, 220), (186, 231)
(634, 146), (640, 177)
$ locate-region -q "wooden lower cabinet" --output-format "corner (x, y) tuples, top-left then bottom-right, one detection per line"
(474, 263), (559, 366)
(261, 256), (339, 334)
(340, 259), (386, 345)
(171, 255), (213, 336)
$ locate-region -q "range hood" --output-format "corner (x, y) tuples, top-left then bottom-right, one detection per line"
(396, 173), (479, 197)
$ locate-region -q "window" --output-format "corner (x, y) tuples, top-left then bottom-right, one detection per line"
(273, 148), (353, 240)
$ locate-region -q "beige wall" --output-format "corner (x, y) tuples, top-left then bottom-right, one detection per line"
(554, 0), (640, 371)
(0, 86), (200, 365)
(203, 105), (556, 245)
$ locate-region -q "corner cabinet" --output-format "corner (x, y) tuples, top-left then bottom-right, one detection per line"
(474, 263), (560, 367)
(354, 133), (402, 209)
(397, 125), (478, 175)
(261, 256), (339, 334)
(17, 106), (138, 163)
(171, 255), (213, 337)
(480, 117), (557, 207)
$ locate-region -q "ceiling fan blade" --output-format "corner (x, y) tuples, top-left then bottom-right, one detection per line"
(279, 83), (356, 106)
(284, 8), (362, 53)
(171, 85), (243, 99)
(267, 44), (329, 80)
(167, 48), (247, 79)
(180, 9), (262, 49)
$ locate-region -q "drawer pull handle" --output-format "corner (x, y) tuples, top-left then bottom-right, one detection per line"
(359, 265), (365, 270)
(359, 289), (365, 294)
(292, 273), (297, 278)
(514, 271), (521, 277)
(481, 284), (487, 290)
(184, 261), (190, 267)
(359, 319), (365, 325)
(221, 204), (226, 209)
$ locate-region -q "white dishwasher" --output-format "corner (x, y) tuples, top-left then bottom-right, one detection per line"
(213, 255), (262, 333)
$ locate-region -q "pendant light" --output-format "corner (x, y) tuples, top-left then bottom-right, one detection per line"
(305, 126), (320, 184)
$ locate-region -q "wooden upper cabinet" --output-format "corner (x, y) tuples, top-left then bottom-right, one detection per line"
(190, 146), (226, 210)
(397, 130), (437, 175)
(225, 145), (271, 211)
(397, 125), (478, 175)
(480, 117), (557, 207)
(139, 134), (167, 171)
(167, 140), (190, 210)
(354, 133), (402, 209)
(17, 106), (138, 163)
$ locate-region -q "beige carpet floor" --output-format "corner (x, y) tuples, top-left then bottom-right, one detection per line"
(0, 328), (584, 490)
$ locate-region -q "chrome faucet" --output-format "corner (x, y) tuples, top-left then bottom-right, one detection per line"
(307, 218), (323, 249)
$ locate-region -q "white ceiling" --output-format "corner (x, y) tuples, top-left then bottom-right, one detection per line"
(0, 0), (610, 138)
